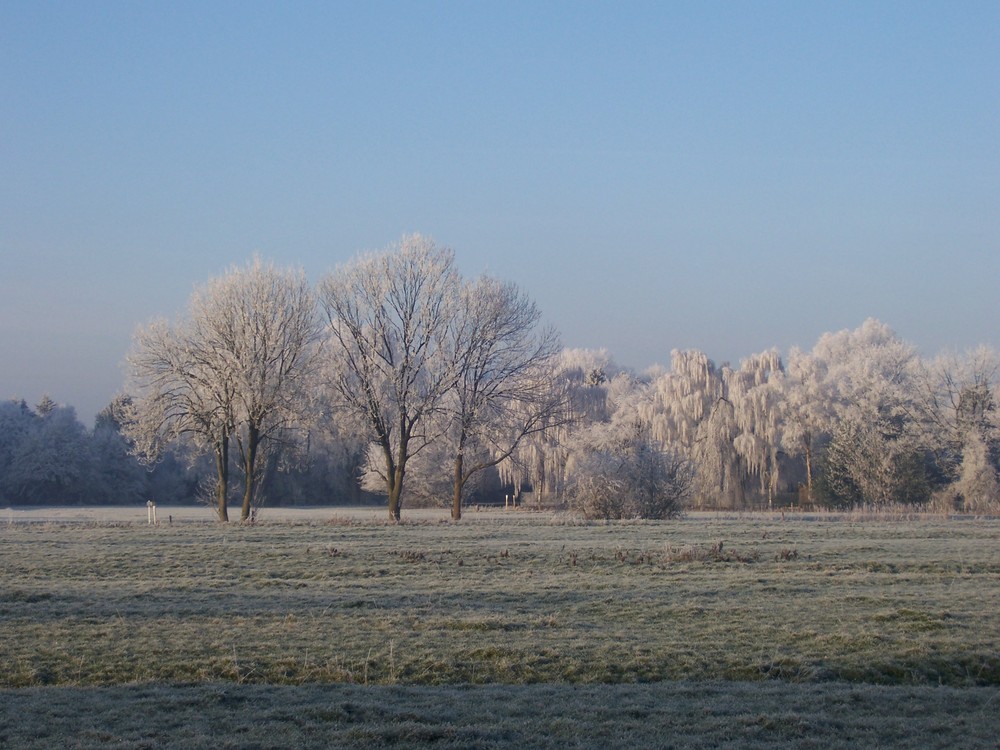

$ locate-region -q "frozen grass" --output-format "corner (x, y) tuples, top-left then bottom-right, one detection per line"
(2, 511), (999, 746)
(3, 681), (999, 749)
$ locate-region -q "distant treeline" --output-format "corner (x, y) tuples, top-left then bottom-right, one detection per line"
(4, 315), (1000, 515)
(0, 395), (371, 508)
(6, 242), (1000, 517)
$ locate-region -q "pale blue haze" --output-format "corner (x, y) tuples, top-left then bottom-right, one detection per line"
(2, 1), (997, 424)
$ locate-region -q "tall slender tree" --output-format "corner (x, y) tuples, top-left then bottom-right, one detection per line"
(728, 350), (784, 508)
(780, 346), (834, 504)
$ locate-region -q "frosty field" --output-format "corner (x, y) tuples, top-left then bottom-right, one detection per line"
(2, 509), (999, 748)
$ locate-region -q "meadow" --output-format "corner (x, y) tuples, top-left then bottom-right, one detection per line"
(2, 508), (998, 748)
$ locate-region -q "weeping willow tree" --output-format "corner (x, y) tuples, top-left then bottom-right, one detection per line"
(478, 318), (995, 513)
(728, 350), (784, 508)
(498, 348), (617, 504)
(504, 346), (785, 511)
(613, 348), (784, 509)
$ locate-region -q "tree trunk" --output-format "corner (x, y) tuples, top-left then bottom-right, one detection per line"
(381, 442), (403, 522)
(451, 451), (464, 521)
(214, 436), (229, 523)
(804, 441), (814, 506)
(240, 424), (260, 522)
(387, 472), (403, 522)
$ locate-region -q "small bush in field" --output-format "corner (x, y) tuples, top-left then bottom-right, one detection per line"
(569, 436), (692, 520)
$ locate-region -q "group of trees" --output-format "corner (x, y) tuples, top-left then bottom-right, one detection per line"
(124, 257), (320, 521)
(316, 241), (564, 521)
(122, 236), (564, 522)
(511, 319), (1000, 515)
(4, 238), (1000, 520)
(0, 396), (191, 507)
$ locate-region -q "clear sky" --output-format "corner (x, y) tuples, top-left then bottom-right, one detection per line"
(2, 1), (998, 425)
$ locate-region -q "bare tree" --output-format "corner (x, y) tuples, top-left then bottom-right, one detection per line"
(191, 258), (320, 520)
(443, 275), (565, 519)
(125, 317), (236, 521)
(915, 346), (1000, 511)
(125, 258), (319, 522)
(317, 235), (459, 521)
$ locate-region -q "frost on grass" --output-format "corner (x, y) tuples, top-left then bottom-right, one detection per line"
(1, 514), (998, 689)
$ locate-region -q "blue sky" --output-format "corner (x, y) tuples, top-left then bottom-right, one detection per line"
(2, 1), (998, 424)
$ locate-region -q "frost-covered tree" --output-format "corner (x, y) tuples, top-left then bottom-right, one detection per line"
(727, 350), (784, 507)
(565, 415), (691, 520)
(558, 348), (617, 423)
(35, 394), (57, 417)
(951, 430), (1000, 512)
(499, 348), (621, 505)
(779, 346), (835, 503)
(641, 350), (720, 450)
(191, 257), (320, 520)
(916, 347), (999, 466)
(0, 400), (35, 502)
(89, 396), (149, 504)
(812, 319), (928, 507)
(622, 348), (785, 509)
(267, 405), (371, 507)
(1, 397), (152, 505)
(635, 350), (742, 508)
(317, 235), (460, 521)
(5, 401), (92, 504)
(441, 275), (564, 519)
(126, 258), (319, 521)
(125, 315), (235, 520)
(916, 346), (1000, 511)
(358, 429), (502, 509)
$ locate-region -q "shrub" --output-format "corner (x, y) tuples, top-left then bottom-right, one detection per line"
(568, 437), (692, 520)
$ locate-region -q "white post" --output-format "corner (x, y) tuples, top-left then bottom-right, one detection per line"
(152, 502), (156, 525)
(147, 500), (153, 525)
